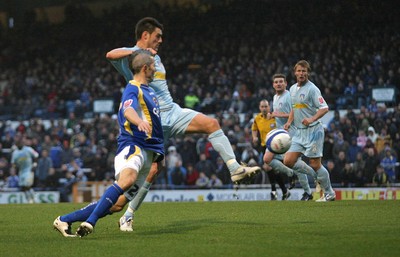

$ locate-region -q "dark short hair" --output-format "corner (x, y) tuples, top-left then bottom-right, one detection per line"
(135, 17), (164, 41)
(272, 73), (286, 81)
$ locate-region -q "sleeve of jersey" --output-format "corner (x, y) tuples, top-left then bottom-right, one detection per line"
(312, 87), (328, 109)
(251, 119), (258, 131)
(122, 88), (139, 113)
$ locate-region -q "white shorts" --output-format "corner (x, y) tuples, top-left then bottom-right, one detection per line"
(114, 145), (155, 201)
(19, 170), (34, 187)
(161, 103), (198, 141)
(287, 123), (324, 158)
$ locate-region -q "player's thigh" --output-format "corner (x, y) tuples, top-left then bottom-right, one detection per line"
(161, 104), (198, 137)
(283, 151), (302, 167)
(304, 125), (324, 158)
(186, 112), (219, 134)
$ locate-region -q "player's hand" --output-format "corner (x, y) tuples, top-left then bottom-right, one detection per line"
(283, 123), (290, 130)
(145, 48), (157, 56)
(138, 120), (151, 134)
(302, 117), (314, 126)
(252, 137), (259, 145)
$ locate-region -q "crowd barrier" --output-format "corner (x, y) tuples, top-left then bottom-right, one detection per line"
(70, 182), (400, 203)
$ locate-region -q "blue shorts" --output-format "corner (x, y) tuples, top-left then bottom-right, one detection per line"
(160, 103), (198, 141)
(287, 123), (324, 158)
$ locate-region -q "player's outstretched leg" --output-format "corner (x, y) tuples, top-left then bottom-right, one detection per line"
(208, 129), (261, 184)
(53, 216), (77, 238)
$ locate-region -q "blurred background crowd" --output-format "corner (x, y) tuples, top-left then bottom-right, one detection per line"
(0, 0), (399, 200)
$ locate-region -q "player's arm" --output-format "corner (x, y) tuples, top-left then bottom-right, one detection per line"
(271, 111), (289, 118)
(106, 48), (157, 60)
(284, 109), (294, 130)
(302, 107), (329, 126)
(251, 120), (259, 145)
(124, 108), (151, 134)
(106, 48), (133, 60)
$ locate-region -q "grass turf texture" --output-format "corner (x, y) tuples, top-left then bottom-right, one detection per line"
(0, 201), (398, 257)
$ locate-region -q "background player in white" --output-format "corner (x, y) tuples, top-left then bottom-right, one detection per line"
(106, 17), (260, 230)
(252, 99), (290, 200)
(11, 135), (39, 203)
(264, 74), (313, 201)
(283, 60), (335, 202)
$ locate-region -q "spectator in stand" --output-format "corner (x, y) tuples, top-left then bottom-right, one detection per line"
(380, 149), (397, 183)
(166, 145), (182, 176)
(208, 174), (223, 188)
(363, 148), (380, 183)
(35, 149), (54, 188)
(195, 172), (210, 188)
(367, 126), (378, 144)
(367, 98), (378, 114)
(185, 163), (199, 186)
(341, 163), (355, 187)
(323, 132), (335, 163)
(356, 130), (368, 149)
(194, 153), (216, 178)
(375, 128), (391, 154)
(215, 156), (231, 185)
(372, 164), (389, 187)
(326, 160), (341, 185)
(6, 166), (19, 189)
(347, 137), (362, 163)
(184, 88), (200, 110)
(332, 132), (349, 159)
(168, 160), (187, 188)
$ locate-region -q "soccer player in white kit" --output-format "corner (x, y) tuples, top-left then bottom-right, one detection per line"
(283, 61), (336, 201)
(11, 136), (39, 203)
(106, 17), (261, 230)
(263, 73), (313, 201)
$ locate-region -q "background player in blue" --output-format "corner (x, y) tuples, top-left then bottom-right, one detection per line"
(264, 74), (313, 201)
(11, 135), (39, 203)
(106, 17), (261, 230)
(53, 50), (164, 237)
(283, 60), (336, 202)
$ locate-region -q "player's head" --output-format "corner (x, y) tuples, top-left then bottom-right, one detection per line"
(293, 60), (311, 85)
(135, 17), (163, 51)
(272, 73), (287, 94)
(259, 99), (270, 115)
(129, 49), (156, 82)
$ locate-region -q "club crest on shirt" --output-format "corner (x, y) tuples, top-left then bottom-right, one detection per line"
(123, 99), (133, 109)
(279, 102), (283, 109)
(152, 96), (159, 106)
(300, 94), (305, 101)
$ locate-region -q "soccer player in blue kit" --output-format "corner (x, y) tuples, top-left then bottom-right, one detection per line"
(283, 60), (336, 201)
(106, 17), (261, 230)
(53, 50), (165, 237)
(263, 74), (313, 201)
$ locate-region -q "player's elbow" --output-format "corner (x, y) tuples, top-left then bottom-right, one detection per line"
(105, 51), (113, 60)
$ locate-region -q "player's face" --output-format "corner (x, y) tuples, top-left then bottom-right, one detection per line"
(145, 61), (156, 82)
(273, 78), (286, 94)
(145, 28), (163, 51)
(294, 65), (309, 85)
(259, 102), (269, 115)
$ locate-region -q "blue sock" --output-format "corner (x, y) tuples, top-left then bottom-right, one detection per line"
(61, 201), (98, 223)
(316, 166), (335, 195)
(86, 183), (124, 226)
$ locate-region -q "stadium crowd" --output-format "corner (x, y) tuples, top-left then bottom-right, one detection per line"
(0, 0), (399, 200)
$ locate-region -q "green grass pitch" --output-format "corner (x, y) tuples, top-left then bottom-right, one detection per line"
(0, 201), (399, 257)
